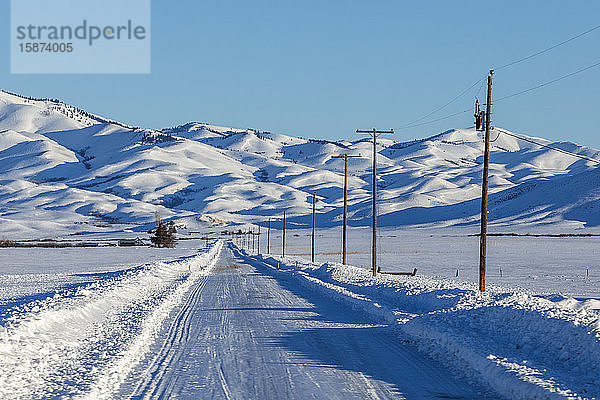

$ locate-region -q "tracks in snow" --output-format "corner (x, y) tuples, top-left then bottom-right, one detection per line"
(120, 243), (492, 399)
(128, 271), (212, 399)
(0, 241), (222, 400)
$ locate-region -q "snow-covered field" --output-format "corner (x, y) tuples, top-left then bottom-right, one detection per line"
(0, 239), (210, 306)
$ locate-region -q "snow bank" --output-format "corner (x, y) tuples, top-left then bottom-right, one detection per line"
(249, 251), (600, 399)
(0, 241), (222, 400)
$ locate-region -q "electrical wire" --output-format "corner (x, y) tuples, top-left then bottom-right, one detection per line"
(495, 23), (600, 71)
(495, 128), (600, 164)
(495, 60), (600, 102)
(398, 24), (600, 131)
(398, 76), (485, 129)
(397, 108), (472, 130)
(397, 58), (600, 131)
(489, 129), (501, 142)
(476, 78), (486, 100)
(403, 59), (600, 131)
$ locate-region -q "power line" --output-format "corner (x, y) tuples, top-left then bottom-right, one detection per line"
(399, 23), (600, 130)
(476, 78), (486, 99)
(398, 24), (600, 130)
(398, 76), (485, 128)
(495, 128), (600, 164)
(495, 60), (600, 102)
(395, 27), (600, 135)
(495, 23), (600, 71)
(397, 59), (600, 131)
(397, 108), (472, 130)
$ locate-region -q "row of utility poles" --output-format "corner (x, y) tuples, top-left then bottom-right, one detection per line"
(231, 229), (261, 254)
(243, 128), (393, 278)
(235, 69), (494, 292)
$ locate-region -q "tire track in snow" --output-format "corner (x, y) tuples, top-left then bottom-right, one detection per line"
(79, 241), (223, 400)
(217, 362), (234, 400)
(129, 273), (211, 399)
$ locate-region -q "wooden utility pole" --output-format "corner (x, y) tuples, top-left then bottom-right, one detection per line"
(282, 211), (286, 257)
(356, 128), (394, 277)
(258, 225), (261, 254)
(479, 70), (494, 292)
(311, 192), (316, 263)
(331, 154), (361, 265)
(267, 218), (271, 254)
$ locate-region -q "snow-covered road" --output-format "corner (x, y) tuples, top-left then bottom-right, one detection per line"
(119, 243), (493, 399)
(4, 240), (596, 399)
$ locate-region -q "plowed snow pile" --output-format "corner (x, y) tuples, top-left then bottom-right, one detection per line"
(0, 241), (222, 400)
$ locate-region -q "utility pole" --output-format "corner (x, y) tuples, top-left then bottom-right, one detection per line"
(311, 192), (316, 263)
(258, 225), (261, 254)
(282, 210), (286, 257)
(356, 128), (394, 277)
(252, 230), (255, 254)
(331, 154), (361, 265)
(479, 70), (494, 292)
(267, 218), (271, 254)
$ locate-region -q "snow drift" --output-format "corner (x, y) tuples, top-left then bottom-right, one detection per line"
(0, 240), (223, 400)
(249, 250), (600, 399)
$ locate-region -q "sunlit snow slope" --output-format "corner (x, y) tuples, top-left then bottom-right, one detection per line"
(1, 89), (600, 237)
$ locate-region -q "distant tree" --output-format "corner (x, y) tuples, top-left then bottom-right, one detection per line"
(150, 213), (177, 248)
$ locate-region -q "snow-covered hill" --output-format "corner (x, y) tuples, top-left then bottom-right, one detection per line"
(1, 89), (599, 237)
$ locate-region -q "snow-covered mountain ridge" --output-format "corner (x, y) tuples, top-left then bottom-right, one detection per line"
(1, 89), (599, 237)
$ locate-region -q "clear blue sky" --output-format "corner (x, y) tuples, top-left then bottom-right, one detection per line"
(2, 1), (599, 147)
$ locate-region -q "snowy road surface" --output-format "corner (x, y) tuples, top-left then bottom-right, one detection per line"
(120, 243), (493, 399)
(4, 239), (595, 399)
